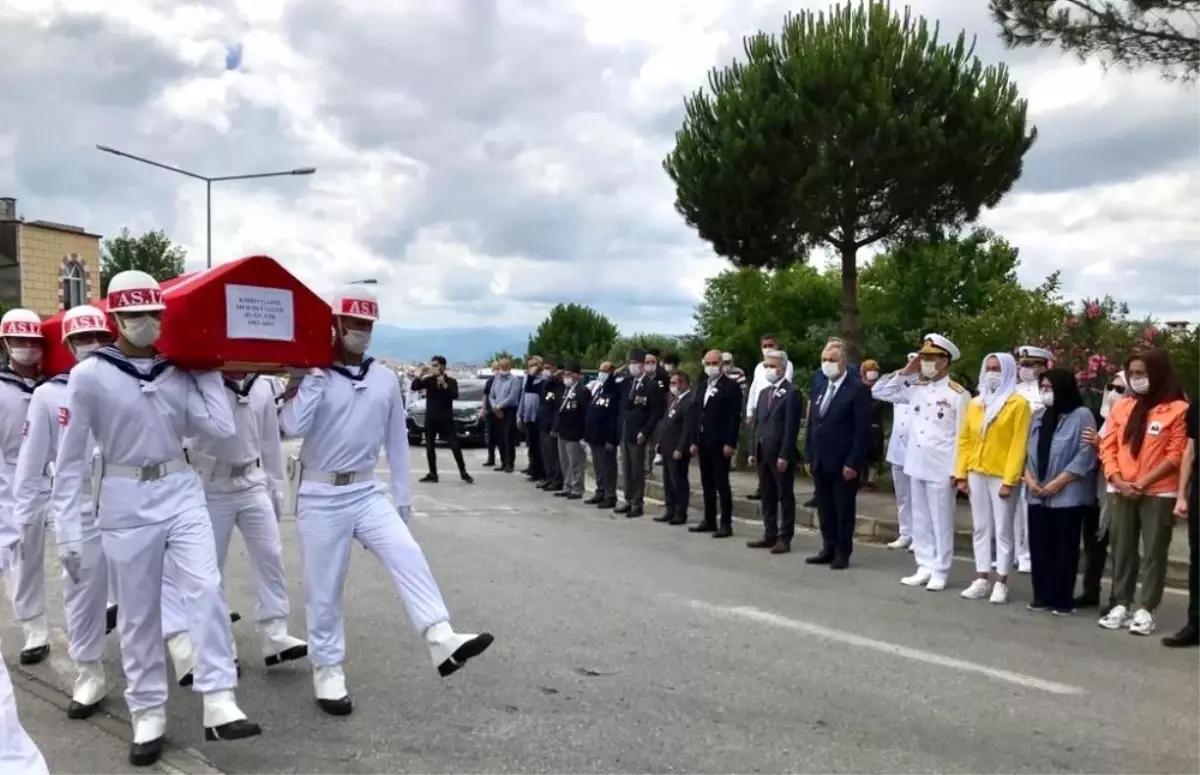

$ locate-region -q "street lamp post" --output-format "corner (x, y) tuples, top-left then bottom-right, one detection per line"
(95, 145), (316, 269)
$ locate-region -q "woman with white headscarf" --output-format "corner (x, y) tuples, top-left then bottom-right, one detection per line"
(953, 353), (1033, 603)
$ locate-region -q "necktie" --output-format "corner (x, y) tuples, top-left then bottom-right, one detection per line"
(767, 390), (775, 411)
(819, 384), (833, 416)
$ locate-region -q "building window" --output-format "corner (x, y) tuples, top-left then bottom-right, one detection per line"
(61, 259), (86, 310)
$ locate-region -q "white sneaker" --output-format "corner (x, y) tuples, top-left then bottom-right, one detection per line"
(1099, 604), (1130, 630)
(901, 568), (932, 587)
(1128, 608), (1156, 636)
(960, 579), (991, 600)
(925, 577), (946, 592)
(1017, 559), (1032, 574)
(989, 582), (1009, 604)
(887, 535), (912, 550)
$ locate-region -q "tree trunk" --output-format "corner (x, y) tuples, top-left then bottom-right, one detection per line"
(839, 242), (861, 363)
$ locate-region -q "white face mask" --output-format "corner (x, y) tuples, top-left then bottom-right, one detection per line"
(1018, 367), (1036, 383)
(764, 367), (780, 383)
(1129, 377), (1150, 395)
(704, 365), (721, 378)
(498, 369), (511, 378)
(920, 360), (939, 379)
(820, 361), (840, 379)
(118, 316), (161, 348)
(7, 346), (40, 366)
(341, 329), (371, 355)
(664, 364), (675, 374)
(596, 372), (610, 384)
(628, 363), (643, 377)
(865, 370), (879, 381)
(1040, 391), (1054, 407)
(563, 377), (577, 388)
(982, 372), (1001, 392)
(644, 364), (657, 375)
(670, 385), (682, 396)
(542, 369), (552, 378)
(72, 343), (101, 361)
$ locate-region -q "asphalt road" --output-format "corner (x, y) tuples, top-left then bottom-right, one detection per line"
(5, 444), (1198, 774)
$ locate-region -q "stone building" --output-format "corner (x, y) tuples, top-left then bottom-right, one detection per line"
(0, 197), (100, 317)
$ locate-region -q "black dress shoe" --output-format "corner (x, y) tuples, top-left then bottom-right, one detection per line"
(614, 503), (631, 514)
(830, 555), (849, 570)
(584, 495), (603, 504)
(668, 516), (688, 525)
(129, 737), (164, 767)
(106, 605), (119, 634)
(436, 632), (495, 677)
(19, 644), (50, 665)
(317, 696), (354, 716)
(1073, 595), (1100, 609)
(520, 468), (532, 475)
(67, 698), (101, 720)
(204, 718), (263, 741)
(420, 473), (438, 483)
(483, 460), (496, 467)
(747, 538), (775, 548)
(566, 493), (582, 500)
(554, 491), (570, 497)
(806, 552), (834, 565)
(803, 496), (817, 508)
(746, 491), (761, 501)
(626, 508), (644, 518)
(461, 474), (474, 484)
(653, 514), (673, 523)
(689, 522), (715, 533)
(598, 500), (617, 509)
(536, 481), (553, 490)
(265, 643), (308, 667)
(1162, 625), (1200, 648)
(502, 465), (514, 473)
(712, 526), (732, 538)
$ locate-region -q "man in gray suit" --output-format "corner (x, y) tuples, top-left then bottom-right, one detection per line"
(748, 350), (802, 554)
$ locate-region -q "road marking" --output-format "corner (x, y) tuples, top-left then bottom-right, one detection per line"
(686, 599), (1086, 696)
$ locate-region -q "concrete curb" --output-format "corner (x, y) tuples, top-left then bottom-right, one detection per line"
(642, 479), (1190, 590)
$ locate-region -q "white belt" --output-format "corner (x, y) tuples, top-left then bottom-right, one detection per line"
(301, 467), (375, 486)
(102, 457), (189, 482)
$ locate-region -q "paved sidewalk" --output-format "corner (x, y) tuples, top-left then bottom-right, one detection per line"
(642, 463), (1190, 588)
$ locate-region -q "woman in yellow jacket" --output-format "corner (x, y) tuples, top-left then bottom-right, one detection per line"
(955, 353), (1033, 604)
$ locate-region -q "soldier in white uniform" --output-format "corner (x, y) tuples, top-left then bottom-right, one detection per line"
(880, 352), (919, 552)
(50, 270), (260, 767)
(1012, 345), (1052, 574)
(279, 285), (493, 716)
(872, 334), (970, 591)
(12, 306), (112, 718)
(0, 308), (50, 665)
(187, 370), (307, 667)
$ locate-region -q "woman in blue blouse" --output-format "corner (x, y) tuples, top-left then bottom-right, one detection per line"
(1023, 368), (1098, 615)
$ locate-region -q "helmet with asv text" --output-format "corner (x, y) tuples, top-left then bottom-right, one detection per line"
(62, 305), (111, 341)
(106, 270), (167, 314)
(331, 285), (379, 322)
(0, 308), (42, 339)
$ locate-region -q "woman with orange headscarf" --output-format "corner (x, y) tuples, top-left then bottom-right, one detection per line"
(1098, 348), (1188, 636)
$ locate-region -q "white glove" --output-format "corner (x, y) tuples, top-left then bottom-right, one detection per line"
(397, 505), (413, 524)
(270, 490), (284, 521)
(59, 549), (82, 584)
(17, 522), (37, 561)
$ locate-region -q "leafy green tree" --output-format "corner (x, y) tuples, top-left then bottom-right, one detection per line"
(488, 350), (524, 369)
(603, 334), (684, 366)
(663, 0), (1036, 358)
(990, 0), (1200, 81)
(100, 228), (187, 296)
(526, 303), (619, 366)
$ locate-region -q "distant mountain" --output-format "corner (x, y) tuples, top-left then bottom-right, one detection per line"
(370, 325), (531, 363)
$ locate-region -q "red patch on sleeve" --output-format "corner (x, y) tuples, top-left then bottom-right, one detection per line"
(21, 420), (28, 437)
(58, 406), (69, 426)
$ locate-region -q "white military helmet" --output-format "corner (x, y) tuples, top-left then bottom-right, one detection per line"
(62, 305), (110, 341)
(0, 308), (43, 339)
(105, 270), (167, 314)
(331, 285), (379, 322)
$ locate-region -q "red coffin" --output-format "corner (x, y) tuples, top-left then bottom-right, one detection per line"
(42, 256), (334, 375)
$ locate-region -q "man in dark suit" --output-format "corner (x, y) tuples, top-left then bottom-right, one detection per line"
(552, 362), (592, 499)
(481, 360), (499, 467)
(804, 340), (871, 569)
(654, 369), (699, 525)
(616, 348), (665, 518)
(802, 337), (859, 508)
(691, 349), (743, 537)
(748, 351), (801, 553)
(584, 362), (620, 508)
(536, 357), (563, 491)
(412, 356), (473, 484)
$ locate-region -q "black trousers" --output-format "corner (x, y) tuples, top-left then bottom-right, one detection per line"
(662, 452), (691, 518)
(1079, 502), (1111, 604)
(424, 419), (467, 477)
(497, 408), (518, 468)
(1188, 484), (1199, 627)
(539, 424), (561, 484)
(524, 420), (544, 479)
(1029, 504), (1085, 611)
(698, 445), (732, 528)
(485, 412), (499, 462)
(758, 456), (796, 544)
(590, 442), (618, 502)
(813, 468), (857, 557)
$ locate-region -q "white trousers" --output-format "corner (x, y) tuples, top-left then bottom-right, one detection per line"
(892, 464), (913, 539)
(296, 486), (449, 667)
(910, 477), (956, 580)
(7, 510), (47, 622)
(0, 648), (47, 775)
(1013, 486), (1031, 566)
(62, 519), (109, 664)
(103, 507), (238, 712)
(967, 472), (1016, 576)
(207, 487), (290, 623)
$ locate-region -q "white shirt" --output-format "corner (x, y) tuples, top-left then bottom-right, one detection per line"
(13, 378), (72, 531)
(746, 361), (794, 419)
(51, 354), (236, 548)
(885, 404), (913, 467)
(188, 376), (285, 497)
(816, 371), (847, 414)
(0, 373), (39, 552)
(1015, 379), (1045, 418)
(871, 371), (970, 483)
(279, 360), (412, 509)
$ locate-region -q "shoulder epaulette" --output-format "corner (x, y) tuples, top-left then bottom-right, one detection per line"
(948, 380), (967, 394)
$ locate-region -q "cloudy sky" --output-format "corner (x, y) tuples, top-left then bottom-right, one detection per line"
(1, 0), (1196, 334)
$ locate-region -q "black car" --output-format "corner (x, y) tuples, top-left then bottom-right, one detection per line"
(407, 378), (489, 446)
